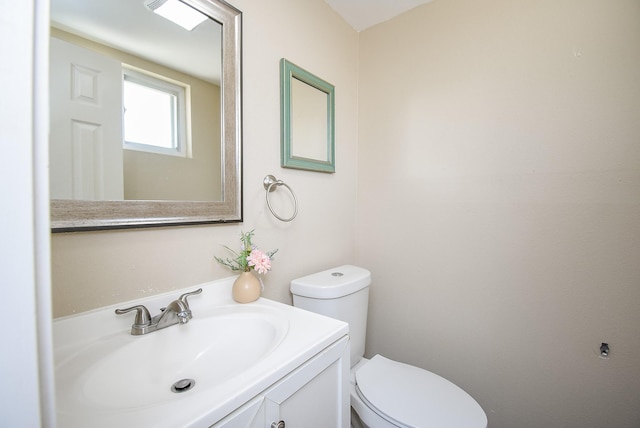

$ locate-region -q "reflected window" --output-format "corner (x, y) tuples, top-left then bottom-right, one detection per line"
(123, 67), (190, 157)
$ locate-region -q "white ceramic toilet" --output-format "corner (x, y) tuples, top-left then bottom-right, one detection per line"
(291, 265), (488, 428)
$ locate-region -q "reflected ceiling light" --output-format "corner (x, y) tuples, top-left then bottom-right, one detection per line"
(144, 0), (208, 31)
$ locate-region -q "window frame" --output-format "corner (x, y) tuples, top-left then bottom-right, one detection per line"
(122, 66), (191, 158)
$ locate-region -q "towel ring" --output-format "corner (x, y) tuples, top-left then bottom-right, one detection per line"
(263, 175), (298, 222)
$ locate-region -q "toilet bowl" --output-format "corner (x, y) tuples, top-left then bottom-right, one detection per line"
(350, 356), (486, 427)
(291, 265), (487, 428)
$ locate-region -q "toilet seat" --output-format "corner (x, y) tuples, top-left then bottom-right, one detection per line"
(354, 355), (487, 428)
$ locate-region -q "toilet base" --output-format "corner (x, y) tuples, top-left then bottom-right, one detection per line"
(350, 406), (366, 428)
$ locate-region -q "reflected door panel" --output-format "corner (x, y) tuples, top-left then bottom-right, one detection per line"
(50, 37), (123, 200)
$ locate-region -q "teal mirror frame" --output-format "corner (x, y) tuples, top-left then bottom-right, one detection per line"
(280, 59), (335, 173)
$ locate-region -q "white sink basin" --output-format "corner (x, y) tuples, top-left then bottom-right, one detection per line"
(53, 278), (348, 427)
(56, 305), (288, 412)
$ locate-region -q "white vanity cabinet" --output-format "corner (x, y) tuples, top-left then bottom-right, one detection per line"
(213, 335), (350, 428)
(53, 279), (350, 428)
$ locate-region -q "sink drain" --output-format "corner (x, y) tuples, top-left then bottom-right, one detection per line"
(171, 378), (196, 393)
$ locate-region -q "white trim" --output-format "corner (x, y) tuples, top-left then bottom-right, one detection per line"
(1, 0), (55, 426)
(34, 0), (56, 425)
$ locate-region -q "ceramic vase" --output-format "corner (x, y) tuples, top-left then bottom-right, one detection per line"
(232, 271), (261, 303)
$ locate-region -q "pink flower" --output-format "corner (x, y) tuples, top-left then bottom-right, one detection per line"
(247, 249), (272, 274)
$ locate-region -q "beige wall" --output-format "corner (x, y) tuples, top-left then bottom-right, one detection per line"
(51, 0), (359, 316)
(357, 0), (640, 427)
(123, 80), (221, 201)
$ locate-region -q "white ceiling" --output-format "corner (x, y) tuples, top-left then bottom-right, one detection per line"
(50, 0), (432, 83)
(50, 0), (222, 83)
(323, 0), (434, 31)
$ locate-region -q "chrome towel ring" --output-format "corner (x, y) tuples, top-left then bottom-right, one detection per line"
(263, 175), (298, 222)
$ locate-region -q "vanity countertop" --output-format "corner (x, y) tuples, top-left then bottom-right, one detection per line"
(53, 276), (349, 427)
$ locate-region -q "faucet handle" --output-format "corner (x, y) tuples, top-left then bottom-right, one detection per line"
(178, 288), (202, 319)
(178, 288), (202, 308)
(115, 305), (152, 326)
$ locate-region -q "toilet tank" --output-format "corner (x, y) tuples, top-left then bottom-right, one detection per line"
(290, 265), (371, 368)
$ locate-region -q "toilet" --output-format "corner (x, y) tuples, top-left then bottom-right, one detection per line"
(290, 265), (488, 428)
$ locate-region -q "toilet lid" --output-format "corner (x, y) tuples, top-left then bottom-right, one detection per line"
(355, 355), (487, 428)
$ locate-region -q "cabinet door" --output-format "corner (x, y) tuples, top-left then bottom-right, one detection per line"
(210, 396), (264, 428)
(264, 336), (350, 428)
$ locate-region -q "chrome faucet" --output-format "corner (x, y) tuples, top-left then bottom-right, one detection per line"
(115, 288), (202, 335)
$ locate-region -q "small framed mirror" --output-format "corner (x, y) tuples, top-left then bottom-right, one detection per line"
(280, 59), (335, 173)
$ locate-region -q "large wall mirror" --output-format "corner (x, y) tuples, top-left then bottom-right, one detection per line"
(50, 0), (242, 231)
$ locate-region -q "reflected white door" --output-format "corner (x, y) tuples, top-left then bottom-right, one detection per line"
(50, 37), (124, 200)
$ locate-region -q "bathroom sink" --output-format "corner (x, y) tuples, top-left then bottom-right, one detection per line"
(55, 304), (289, 412)
(53, 279), (349, 427)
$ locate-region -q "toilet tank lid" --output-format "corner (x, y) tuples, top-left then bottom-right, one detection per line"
(290, 265), (371, 299)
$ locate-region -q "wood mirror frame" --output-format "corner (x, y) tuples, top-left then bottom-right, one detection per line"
(280, 58), (335, 174)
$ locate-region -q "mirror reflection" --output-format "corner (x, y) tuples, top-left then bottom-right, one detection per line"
(50, 0), (223, 202)
(290, 77), (329, 162)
